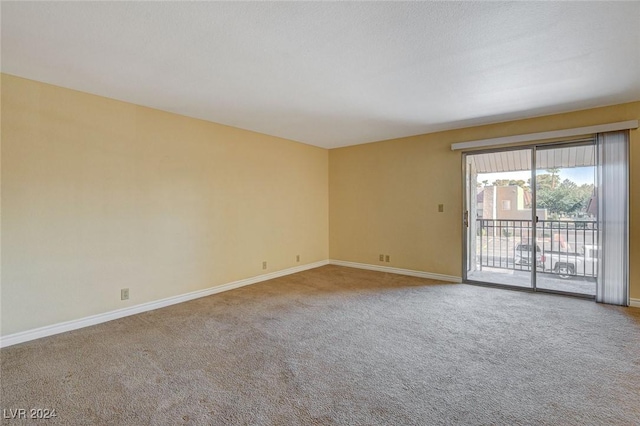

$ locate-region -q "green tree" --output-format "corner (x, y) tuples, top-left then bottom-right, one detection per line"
(537, 178), (594, 216)
(537, 172), (560, 190)
(547, 168), (560, 189)
(491, 179), (529, 190)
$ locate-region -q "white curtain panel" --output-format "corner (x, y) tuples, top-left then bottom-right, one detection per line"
(596, 131), (629, 306)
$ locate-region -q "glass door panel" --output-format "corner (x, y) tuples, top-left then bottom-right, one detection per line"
(535, 144), (597, 296)
(464, 149), (534, 288)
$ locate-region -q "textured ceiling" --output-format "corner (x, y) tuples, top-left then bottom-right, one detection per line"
(2, 2), (640, 148)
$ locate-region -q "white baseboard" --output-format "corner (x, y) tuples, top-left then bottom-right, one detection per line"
(329, 259), (462, 283)
(0, 260), (330, 348)
(630, 298), (640, 308)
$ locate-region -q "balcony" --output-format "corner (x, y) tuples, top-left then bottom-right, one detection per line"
(475, 219), (598, 280)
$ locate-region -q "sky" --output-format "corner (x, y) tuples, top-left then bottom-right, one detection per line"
(478, 166), (595, 186)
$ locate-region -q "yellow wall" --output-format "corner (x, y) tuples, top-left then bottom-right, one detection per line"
(329, 102), (640, 299)
(1, 74), (329, 335)
(2, 73), (639, 337)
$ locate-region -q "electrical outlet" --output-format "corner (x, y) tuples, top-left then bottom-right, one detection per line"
(262, 261), (267, 270)
(379, 254), (384, 261)
(385, 255), (390, 262)
(121, 288), (129, 300)
(438, 204), (444, 212)
(296, 255), (300, 262)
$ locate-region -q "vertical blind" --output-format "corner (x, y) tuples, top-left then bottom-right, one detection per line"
(596, 131), (629, 306)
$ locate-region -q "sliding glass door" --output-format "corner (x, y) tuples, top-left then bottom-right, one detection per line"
(464, 141), (597, 297)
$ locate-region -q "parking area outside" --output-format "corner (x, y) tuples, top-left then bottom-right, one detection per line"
(469, 220), (597, 296)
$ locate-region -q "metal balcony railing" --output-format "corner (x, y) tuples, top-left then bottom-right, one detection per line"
(476, 219), (598, 278)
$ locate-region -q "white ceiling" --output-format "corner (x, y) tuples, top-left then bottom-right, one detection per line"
(2, 2), (639, 149)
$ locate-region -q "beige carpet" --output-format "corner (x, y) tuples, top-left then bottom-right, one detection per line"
(2, 265), (640, 425)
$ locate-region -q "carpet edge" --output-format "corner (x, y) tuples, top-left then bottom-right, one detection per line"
(329, 260), (462, 283)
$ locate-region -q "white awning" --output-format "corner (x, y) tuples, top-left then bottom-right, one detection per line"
(469, 145), (595, 173)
